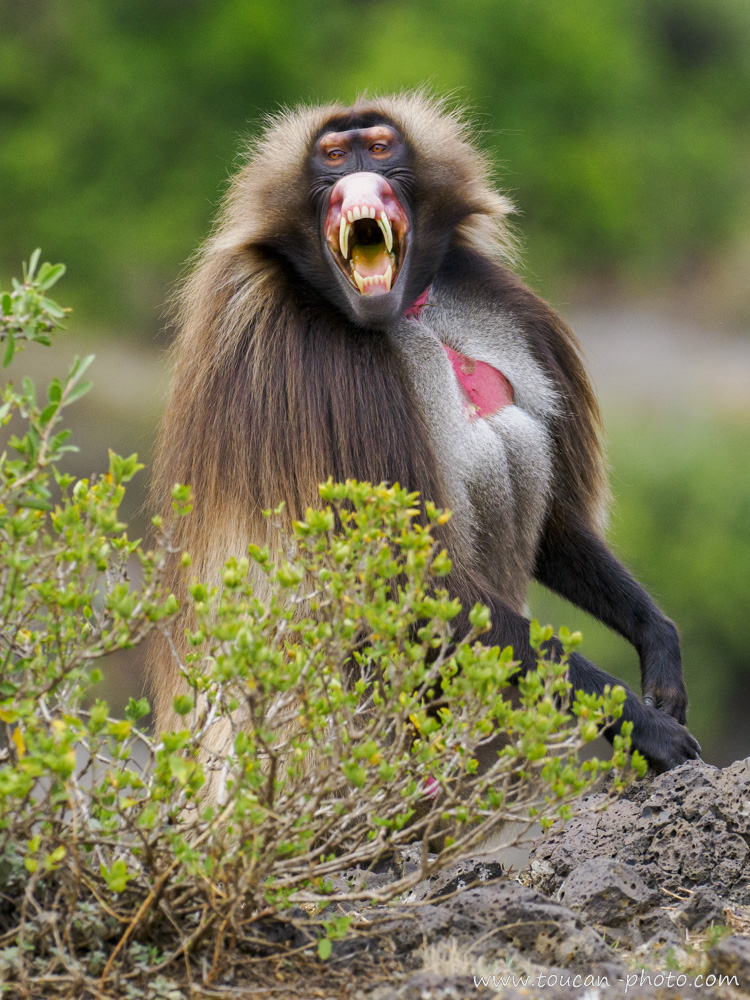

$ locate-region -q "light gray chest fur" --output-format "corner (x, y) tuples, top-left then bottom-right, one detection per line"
(387, 288), (559, 610)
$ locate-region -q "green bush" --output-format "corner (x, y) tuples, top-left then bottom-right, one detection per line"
(0, 257), (637, 998)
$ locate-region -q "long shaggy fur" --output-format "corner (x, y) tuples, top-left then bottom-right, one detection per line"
(149, 92), (606, 740)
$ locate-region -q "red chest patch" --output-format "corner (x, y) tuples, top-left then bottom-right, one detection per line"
(404, 287), (514, 420)
(442, 345), (514, 421)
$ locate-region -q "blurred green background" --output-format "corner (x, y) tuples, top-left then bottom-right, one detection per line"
(2, 0), (749, 763)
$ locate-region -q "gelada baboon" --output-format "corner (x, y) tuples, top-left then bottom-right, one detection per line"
(150, 92), (700, 777)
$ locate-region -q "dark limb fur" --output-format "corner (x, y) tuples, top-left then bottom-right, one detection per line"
(151, 94), (698, 776)
(534, 515), (688, 722)
(450, 581), (701, 773)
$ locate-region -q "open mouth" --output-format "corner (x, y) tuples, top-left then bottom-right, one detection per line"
(324, 172), (409, 296)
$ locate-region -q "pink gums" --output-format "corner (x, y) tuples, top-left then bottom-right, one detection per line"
(325, 171), (407, 247)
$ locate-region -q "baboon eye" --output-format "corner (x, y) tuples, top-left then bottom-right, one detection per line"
(327, 148), (347, 161)
(370, 142), (390, 155)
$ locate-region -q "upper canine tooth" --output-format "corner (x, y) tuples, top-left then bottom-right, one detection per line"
(339, 218), (351, 258)
(352, 269), (365, 293)
(352, 206), (362, 221)
(378, 212), (393, 253)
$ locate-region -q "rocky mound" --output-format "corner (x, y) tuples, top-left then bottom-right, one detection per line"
(345, 758), (750, 998)
(528, 758), (750, 905)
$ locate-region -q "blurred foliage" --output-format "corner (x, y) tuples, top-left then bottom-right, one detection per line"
(2, 0), (750, 330)
(531, 415), (750, 762)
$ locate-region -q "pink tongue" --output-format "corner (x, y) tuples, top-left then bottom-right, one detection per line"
(442, 345), (514, 420)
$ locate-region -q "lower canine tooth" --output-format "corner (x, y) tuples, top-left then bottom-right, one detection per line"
(383, 264), (393, 292)
(352, 270), (365, 293)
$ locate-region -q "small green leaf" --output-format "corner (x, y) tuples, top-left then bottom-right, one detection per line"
(2, 334), (15, 368)
(40, 402), (59, 425)
(100, 858), (131, 894)
(173, 694), (194, 716)
(16, 495), (52, 511)
(45, 845), (66, 870)
(67, 354), (95, 385)
(125, 697), (150, 721)
(27, 248), (41, 280)
(37, 263), (66, 290)
(39, 297), (65, 319)
(468, 603), (490, 631)
(65, 380), (92, 405)
(168, 754), (193, 786)
(317, 937), (332, 960)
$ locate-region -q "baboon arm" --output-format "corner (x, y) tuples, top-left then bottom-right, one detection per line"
(452, 591), (701, 773)
(532, 515), (688, 723)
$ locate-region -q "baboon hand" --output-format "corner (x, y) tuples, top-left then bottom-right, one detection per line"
(632, 705), (702, 774)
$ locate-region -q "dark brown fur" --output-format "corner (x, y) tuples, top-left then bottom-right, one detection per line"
(149, 93), (605, 739)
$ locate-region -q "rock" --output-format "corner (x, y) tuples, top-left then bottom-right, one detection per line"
(382, 845), (439, 880)
(426, 881), (618, 969)
(627, 907), (682, 949)
(358, 878), (618, 975)
(676, 887), (726, 931)
(409, 858), (507, 902)
(380, 904), (459, 958)
(710, 935), (750, 991)
(528, 758), (750, 905)
(330, 846), (440, 909)
(331, 866), (402, 896)
(555, 857), (661, 927)
(329, 758), (750, 996)
(527, 858), (557, 895)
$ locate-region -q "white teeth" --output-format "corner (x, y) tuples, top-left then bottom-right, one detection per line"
(339, 217), (351, 258)
(378, 212), (393, 252)
(351, 268), (393, 294)
(339, 205), (394, 272)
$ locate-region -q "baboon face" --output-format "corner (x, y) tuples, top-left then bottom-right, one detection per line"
(307, 114), (418, 327)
